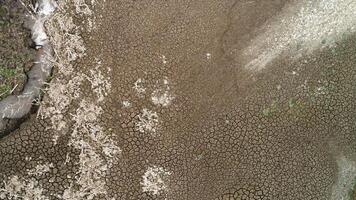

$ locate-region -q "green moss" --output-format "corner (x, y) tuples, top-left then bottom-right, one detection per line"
(288, 98), (296, 108)
(349, 178), (356, 200)
(262, 100), (278, 116)
(0, 67), (18, 99)
(287, 98), (304, 114)
(0, 84), (11, 97)
(0, 67), (16, 79)
(0, 0), (35, 100)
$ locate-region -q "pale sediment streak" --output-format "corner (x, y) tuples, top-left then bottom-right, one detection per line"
(330, 156), (356, 200)
(0, 161), (54, 199)
(39, 0), (88, 132)
(39, 1), (120, 199)
(244, 0), (356, 71)
(0, 0), (119, 199)
(0, 0), (56, 131)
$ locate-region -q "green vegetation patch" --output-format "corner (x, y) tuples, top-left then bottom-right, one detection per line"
(0, 0), (35, 100)
(0, 67), (18, 98)
(262, 100), (279, 117)
(349, 178), (356, 200)
(0, 67), (16, 79)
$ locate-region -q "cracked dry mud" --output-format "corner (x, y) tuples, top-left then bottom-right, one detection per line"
(0, 0), (356, 200)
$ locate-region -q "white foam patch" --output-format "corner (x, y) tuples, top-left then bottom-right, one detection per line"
(84, 59), (111, 102)
(136, 108), (159, 134)
(141, 166), (171, 195)
(122, 100), (131, 108)
(133, 78), (146, 97)
(31, 0), (57, 47)
(161, 55), (167, 64)
(36, 0), (56, 16)
(0, 176), (48, 200)
(244, 0), (356, 71)
(151, 78), (175, 107)
(27, 163), (53, 176)
(0, 162), (55, 199)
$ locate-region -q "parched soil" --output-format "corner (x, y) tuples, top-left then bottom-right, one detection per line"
(0, 1), (355, 200)
(0, 0), (34, 100)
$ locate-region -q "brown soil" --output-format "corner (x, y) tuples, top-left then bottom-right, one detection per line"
(0, 0), (34, 100)
(0, 1), (355, 200)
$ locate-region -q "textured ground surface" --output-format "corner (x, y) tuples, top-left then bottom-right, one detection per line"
(0, 0), (34, 100)
(0, 0), (356, 200)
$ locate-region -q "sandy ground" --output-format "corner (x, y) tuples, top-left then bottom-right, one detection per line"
(0, 0), (355, 200)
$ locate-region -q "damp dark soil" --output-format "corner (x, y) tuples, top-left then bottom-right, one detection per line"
(351, 180), (356, 200)
(0, 0), (34, 100)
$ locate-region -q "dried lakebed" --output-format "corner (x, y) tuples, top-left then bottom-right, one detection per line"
(0, 0), (356, 200)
